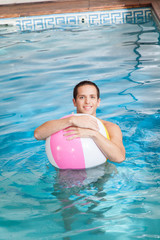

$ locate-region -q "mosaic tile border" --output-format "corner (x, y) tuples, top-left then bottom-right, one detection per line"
(0, 7), (152, 32)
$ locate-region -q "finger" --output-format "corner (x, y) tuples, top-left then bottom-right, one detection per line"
(63, 129), (78, 135)
(89, 122), (99, 131)
(66, 135), (80, 141)
(63, 131), (77, 137)
(63, 127), (77, 132)
(89, 118), (99, 128)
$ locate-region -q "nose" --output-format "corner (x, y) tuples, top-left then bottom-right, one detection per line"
(85, 97), (90, 104)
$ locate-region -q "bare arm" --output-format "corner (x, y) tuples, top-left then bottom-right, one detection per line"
(64, 121), (125, 163)
(34, 115), (99, 140)
(34, 117), (73, 140)
(92, 123), (125, 163)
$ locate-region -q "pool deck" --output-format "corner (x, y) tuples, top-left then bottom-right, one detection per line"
(0, 0), (160, 21)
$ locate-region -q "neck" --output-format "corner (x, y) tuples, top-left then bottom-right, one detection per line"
(76, 111), (96, 117)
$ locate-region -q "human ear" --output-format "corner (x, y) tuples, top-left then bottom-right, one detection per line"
(72, 98), (77, 107)
(97, 98), (101, 107)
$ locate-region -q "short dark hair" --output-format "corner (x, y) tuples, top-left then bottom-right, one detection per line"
(73, 81), (100, 99)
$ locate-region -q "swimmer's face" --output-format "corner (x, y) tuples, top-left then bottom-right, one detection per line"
(73, 85), (100, 116)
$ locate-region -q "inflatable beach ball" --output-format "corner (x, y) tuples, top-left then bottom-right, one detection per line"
(46, 114), (110, 169)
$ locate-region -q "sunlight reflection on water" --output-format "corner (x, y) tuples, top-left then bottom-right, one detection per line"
(0, 19), (160, 239)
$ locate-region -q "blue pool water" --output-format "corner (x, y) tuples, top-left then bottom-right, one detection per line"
(0, 16), (160, 239)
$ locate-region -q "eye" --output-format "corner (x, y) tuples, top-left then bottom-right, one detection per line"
(79, 96), (84, 99)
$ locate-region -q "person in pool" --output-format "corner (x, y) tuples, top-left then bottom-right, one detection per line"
(34, 81), (125, 163)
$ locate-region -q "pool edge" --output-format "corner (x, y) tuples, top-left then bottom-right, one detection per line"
(0, 0), (158, 20)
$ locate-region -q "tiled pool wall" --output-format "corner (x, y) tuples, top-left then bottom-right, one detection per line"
(0, 7), (152, 32)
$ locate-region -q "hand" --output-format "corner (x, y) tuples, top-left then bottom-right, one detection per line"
(71, 115), (99, 131)
(63, 127), (96, 140)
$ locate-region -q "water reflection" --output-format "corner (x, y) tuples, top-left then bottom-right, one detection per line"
(55, 162), (117, 189)
(52, 162), (117, 239)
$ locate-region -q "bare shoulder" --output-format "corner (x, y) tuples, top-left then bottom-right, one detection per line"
(99, 119), (123, 140)
(99, 119), (125, 159)
(100, 119), (120, 131)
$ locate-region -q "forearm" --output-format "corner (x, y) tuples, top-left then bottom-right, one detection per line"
(34, 117), (73, 140)
(92, 131), (125, 163)
(34, 114), (99, 140)
(64, 126), (125, 163)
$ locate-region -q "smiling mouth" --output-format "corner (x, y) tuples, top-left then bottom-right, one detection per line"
(83, 106), (92, 110)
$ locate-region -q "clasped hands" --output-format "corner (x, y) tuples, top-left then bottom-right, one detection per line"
(63, 115), (99, 140)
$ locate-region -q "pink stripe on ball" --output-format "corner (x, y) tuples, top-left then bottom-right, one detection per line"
(50, 129), (85, 169)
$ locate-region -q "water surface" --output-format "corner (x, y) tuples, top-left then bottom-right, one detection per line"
(0, 19), (160, 239)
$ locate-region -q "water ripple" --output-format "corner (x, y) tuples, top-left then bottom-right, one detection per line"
(0, 20), (160, 239)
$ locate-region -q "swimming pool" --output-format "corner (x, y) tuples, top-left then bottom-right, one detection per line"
(0, 9), (160, 240)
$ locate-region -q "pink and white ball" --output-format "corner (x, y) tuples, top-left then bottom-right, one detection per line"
(46, 114), (109, 169)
